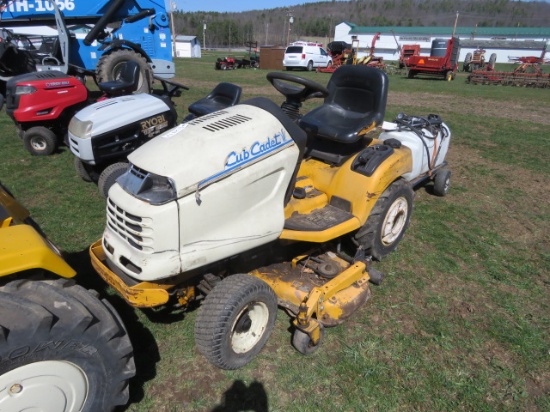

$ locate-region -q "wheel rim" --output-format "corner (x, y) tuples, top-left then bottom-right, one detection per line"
(442, 177), (450, 193)
(230, 302), (270, 354)
(0, 360), (88, 412)
(30, 136), (47, 151)
(381, 197), (409, 246)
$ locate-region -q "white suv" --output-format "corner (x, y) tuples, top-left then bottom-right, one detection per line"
(283, 42), (332, 71)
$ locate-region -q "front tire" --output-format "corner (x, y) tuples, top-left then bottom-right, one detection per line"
(23, 127), (58, 156)
(96, 49), (152, 94)
(292, 325), (324, 355)
(74, 158), (99, 183)
(98, 162), (128, 198)
(354, 179), (414, 260)
(194, 274), (277, 370)
(433, 168), (451, 197)
(0, 279), (135, 412)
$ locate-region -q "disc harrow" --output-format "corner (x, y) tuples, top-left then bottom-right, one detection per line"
(467, 70), (550, 88)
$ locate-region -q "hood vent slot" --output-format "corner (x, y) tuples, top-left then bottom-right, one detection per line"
(200, 113), (252, 132)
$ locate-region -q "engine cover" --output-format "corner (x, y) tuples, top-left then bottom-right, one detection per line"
(104, 102), (302, 281)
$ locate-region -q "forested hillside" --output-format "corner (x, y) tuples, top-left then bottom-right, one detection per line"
(172, 0), (550, 48)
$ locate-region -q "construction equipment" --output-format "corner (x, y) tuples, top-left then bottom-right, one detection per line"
(0, 0), (175, 93)
(89, 65), (452, 370)
(0, 180), (135, 411)
(407, 37), (460, 81)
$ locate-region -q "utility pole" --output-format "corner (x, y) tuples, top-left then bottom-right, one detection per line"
(170, 1), (176, 57)
(287, 11), (293, 46)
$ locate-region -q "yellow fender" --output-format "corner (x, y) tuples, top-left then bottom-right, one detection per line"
(281, 141), (412, 243)
(0, 225), (75, 279)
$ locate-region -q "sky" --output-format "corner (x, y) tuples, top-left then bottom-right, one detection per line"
(168, 0), (336, 13)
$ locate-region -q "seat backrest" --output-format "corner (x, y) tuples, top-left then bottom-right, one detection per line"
(97, 60), (141, 95)
(208, 82), (242, 106)
(331, 67), (379, 103)
(298, 65), (388, 165)
(119, 60), (140, 89)
(187, 82), (242, 118)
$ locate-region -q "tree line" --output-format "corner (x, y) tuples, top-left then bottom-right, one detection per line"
(171, 0), (550, 48)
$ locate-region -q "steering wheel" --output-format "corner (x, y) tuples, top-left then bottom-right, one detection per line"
(266, 72), (328, 105)
(154, 76), (190, 97)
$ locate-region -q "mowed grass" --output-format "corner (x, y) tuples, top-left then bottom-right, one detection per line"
(1, 53), (549, 411)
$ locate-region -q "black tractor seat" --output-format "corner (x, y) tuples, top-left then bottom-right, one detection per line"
(299, 65), (389, 165)
(188, 82), (242, 118)
(97, 60), (141, 96)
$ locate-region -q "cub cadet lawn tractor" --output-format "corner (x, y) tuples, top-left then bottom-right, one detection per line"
(0, 181), (134, 411)
(89, 65), (452, 370)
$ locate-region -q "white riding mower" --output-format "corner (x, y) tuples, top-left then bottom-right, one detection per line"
(89, 65), (452, 369)
(68, 64), (242, 197)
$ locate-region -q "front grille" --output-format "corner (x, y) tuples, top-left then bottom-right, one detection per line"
(106, 198), (152, 251)
(68, 136), (79, 154)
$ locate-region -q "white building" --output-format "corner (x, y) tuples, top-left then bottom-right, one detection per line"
(334, 22), (549, 64)
(174, 35), (201, 58)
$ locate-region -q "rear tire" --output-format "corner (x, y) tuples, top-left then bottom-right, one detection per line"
(463, 52), (472, 72)
(354, 179), (413, 260)
(488, 53), (497, 68)
(195, 274), (277, 370)
(23, 127), (58, 156)
(306, 60), (314, 71)
(433, 168), (451, 197)
(96, 49), (152, 94)
(98, 162), (128, 198)
(0, 279), (135, 412)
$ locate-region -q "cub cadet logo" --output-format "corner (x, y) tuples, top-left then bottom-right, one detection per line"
(141, 114), (169, 138)
(225, 130), (289, 169)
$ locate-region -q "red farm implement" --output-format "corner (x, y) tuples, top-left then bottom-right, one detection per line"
(467, 46), (549, 87)
(407, 37), (460, 81)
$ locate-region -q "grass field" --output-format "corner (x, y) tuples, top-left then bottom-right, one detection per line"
(1, 54), (549, 411)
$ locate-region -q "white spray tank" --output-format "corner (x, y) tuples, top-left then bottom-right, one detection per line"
(379, 113), (451, 181)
